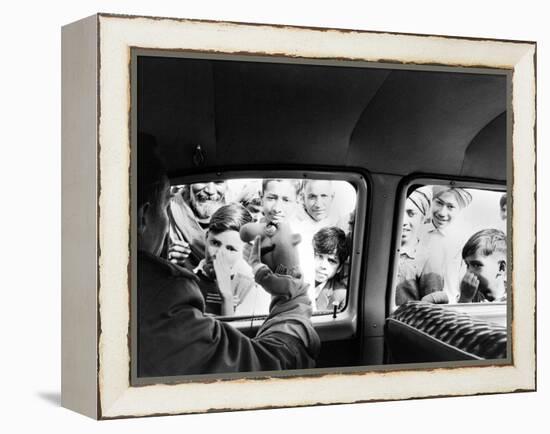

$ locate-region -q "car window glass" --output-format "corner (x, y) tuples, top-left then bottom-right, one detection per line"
(394, 185), (507, 308)
(166, 177), (358, 318)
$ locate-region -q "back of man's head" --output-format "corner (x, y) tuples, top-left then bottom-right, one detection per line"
(138, 133), (167, 210)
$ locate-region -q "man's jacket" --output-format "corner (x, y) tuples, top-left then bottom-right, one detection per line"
(138, 252), (320, 377)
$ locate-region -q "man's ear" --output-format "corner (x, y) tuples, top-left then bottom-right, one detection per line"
(291, 233), (302, 246)
(498, 260), (507, 274)
(137, 202), (150, 235)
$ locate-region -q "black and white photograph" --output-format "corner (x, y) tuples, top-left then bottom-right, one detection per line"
(134, 54), (510, 379)
(3, 0), (545, 430)
(54, 8), (538, 423)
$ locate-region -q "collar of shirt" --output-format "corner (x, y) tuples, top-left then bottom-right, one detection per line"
(427, 220), (448, 237)
(315, 279), (335, 300)
(400, 240), (418, 260)
(193, 259), (207, 275)
(193, 259), (216, 282)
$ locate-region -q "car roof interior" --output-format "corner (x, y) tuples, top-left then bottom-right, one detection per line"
(138, 55), (507, 181)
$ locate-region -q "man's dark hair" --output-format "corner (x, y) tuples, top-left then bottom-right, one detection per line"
(312, 227), (349, 265)
(208, 203), (253, 235)
(137, 133), (167, 210)
(462, 228), (506, 259)
(261, 179), (302, 196)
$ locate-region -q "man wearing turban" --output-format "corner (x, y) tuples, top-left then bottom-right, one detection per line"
(430, 187), (473, 234)
(422, 186), (473, 301)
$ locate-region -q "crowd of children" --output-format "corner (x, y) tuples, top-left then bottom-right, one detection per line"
(168, 178), (354, 316)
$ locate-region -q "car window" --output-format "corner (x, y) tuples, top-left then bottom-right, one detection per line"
(166, 177), (359, 319)
(392, 184), (507, 309)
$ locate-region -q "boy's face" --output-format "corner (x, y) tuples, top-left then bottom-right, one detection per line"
(304, 180), (334, 222)
(204, 229), (244, 276)
(432, 192), (460, 230)
(262, 180), (297, 225)
(402, 198), (423, 245)
(314, 250), (341, 285)
(464, 251), (506, 301)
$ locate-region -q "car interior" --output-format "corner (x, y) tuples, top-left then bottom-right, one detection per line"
(136, 52), (509, 371)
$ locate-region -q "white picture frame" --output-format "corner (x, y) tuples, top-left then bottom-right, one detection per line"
(61, 13), (536, 419)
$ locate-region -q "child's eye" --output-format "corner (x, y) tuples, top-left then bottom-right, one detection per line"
(328, 258), (339, 265)
(226, 246), (237, 252)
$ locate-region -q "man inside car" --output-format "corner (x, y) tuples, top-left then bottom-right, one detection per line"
(137, 142), (320, 376)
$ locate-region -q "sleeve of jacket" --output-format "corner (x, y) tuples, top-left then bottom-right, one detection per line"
(252, 265), (320, 359)
(183, 308), (318, 374)
(140, 273), (319, 377)
(252, 264), (301, 298)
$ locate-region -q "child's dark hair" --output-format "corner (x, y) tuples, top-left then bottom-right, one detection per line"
(261, 179), (302, 196)
(137, 133), (167, 210)
(208, 203), (253, 235)
(313, 227), (349, 265)
(462, 228), (506, 259)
